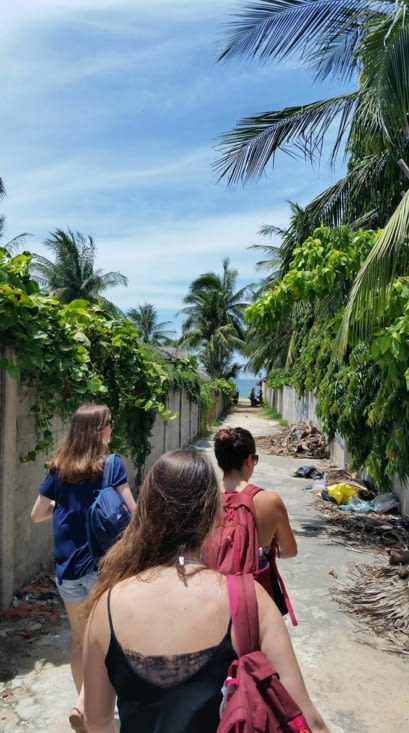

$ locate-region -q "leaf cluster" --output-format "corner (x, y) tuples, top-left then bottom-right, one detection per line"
(0, 249), (204, 482)
(251, 226), (409, 489)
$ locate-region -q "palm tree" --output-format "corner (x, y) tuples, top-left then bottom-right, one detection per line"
(31, 228), (127, 313)
(127, 303), (175, 345)
(250, 201), (314, 284)
(215, 1), (409, 228)
(0, 216), (31, 253)
(178, 258), (250, 378)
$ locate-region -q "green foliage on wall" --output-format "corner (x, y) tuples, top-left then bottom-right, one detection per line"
(250, 227), (409, 490)
(0, 248), (206, 481)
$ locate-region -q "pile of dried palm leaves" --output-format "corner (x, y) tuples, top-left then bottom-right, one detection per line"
(314, 498), (409, 553)
(267, 421), (329, 459)
(315, 493), (409, 654)
(332, 563), (409, 655)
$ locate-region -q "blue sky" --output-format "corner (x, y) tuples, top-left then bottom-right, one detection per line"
(0, 0), (348, 334)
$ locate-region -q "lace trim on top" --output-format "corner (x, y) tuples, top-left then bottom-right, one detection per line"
(123, 645), (217, 688)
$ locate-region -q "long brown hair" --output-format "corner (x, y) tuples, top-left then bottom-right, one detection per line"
(49, 403), (111, 483)
(214, 426), (256, 472)
(89, 447), (220, 606)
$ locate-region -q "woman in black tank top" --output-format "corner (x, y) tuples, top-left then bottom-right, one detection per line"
(82, 448), (330, 733)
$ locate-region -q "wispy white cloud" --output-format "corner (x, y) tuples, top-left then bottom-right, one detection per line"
(0, 0), (347, 333)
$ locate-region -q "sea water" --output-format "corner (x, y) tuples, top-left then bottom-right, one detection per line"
(235, 377), (260, 399)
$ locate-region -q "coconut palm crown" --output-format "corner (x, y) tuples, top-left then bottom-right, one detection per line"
(30, 228), (128, 314)
(127, 303), (175, 345)
(178, 258), (250, 378)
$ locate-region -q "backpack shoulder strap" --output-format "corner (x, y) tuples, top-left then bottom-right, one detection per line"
(223, 486), (259, 515)
(227, 574), (259, 657)
(243, 483), (263, 501)
(102, 453), (116, 489)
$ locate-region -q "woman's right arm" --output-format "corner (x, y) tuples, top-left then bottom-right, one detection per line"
(256, 584), (330, 733)
(272, 496), (297, 558)
(257, 493), (297, 558)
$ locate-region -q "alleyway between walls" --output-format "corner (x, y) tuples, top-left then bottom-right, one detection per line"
(0, 401), (408, 732)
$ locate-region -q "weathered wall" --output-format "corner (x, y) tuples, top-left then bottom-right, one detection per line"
(0, 369), (222, 609)
(265, 385), (409, 516)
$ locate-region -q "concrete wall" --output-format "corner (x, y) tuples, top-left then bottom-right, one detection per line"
(0, 367), (223, 609)
(265, 385), (409, 516)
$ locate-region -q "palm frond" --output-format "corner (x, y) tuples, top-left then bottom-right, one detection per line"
(303, 152), (389, 227)
(219, 0), (372, 83)
(98, 271), (128, 288)
(214, 92), (358, 185)
(258, 223), (285, 237)
(376, 26), (409, 148)
(339, 187), (409, 350)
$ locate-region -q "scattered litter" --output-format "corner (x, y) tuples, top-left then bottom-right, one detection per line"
(338, 496), (374, 514)
(321, 489), (338, 504)
(374, 492), (400, 514)
(292, 465), (325, 480)
(326, 482), (358, 505)
(324, 468), (375, 499)
(1, 573), (62, 624)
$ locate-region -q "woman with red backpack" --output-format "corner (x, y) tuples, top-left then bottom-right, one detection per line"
(204, 426), (297, 620)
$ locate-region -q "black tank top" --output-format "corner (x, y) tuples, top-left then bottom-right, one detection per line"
(105, 590), (236, 733)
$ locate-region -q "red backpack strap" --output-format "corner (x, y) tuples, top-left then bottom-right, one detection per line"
(227, 574), (259, 657)
(270, 540), (298, 627)
(242, 483), (263, 501)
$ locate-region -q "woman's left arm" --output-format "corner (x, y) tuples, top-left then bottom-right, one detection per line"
(112, 456), (136, 512)
(83, 595), (117, 733)
(117, 483), (136, 512)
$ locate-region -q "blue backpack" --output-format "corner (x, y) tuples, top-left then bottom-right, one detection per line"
(86, 454), (132, 561)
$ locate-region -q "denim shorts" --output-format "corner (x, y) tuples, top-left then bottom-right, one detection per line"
(57, 570), (98, 603)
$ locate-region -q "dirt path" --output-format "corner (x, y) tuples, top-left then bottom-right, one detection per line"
(0, 401), (408, 732)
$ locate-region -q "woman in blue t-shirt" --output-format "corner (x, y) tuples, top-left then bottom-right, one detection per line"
(31, 403), (136, 733)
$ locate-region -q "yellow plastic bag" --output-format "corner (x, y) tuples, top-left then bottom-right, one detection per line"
(326, 482), (358, 505)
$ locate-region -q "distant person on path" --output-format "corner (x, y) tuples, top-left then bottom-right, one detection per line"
(204, 427), (297, 617)
(81, 447), (329, 733)
(249, 387), (260, 406)
(31, 403), (136, 733)
(233, 386), (239, 404)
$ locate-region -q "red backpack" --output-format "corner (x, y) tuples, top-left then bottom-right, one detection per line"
(203, 485), (297, 625)
(217, 574), (311, 733)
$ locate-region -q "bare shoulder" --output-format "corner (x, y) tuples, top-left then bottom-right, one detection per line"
(253, 488), (286, 515)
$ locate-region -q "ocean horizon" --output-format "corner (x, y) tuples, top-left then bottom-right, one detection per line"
(235, 376), (261, 399)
